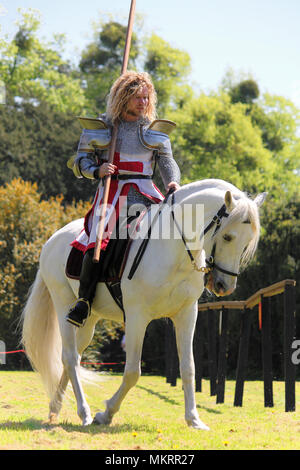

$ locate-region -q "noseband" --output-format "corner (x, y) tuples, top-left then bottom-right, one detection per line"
(170, 193), (239, 277)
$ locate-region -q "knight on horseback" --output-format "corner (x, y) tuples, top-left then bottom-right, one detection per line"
(66, 71), (181, 327)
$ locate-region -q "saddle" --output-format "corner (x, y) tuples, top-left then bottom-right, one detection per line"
(65, 213), (143, 314)
(65, 190), (174, 316)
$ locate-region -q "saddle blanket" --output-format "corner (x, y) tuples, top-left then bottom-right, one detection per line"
(65, 237), (132, 283)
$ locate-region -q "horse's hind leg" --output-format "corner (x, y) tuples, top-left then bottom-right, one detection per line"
(46, 284), (93, 426)
(49, 369), (69, 422)
(173, 303), (210, 430)
(59, 319), (95, 425)
(93, 313), (148, 426)
(49, 315), (96, 424)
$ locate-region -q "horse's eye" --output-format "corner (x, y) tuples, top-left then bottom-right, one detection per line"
(223, 234), (232, 242)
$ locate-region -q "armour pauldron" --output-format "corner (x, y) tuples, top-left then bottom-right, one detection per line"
(67, 117), (111, 178)
(77, 117), (111, 152)
(138, 119), (176, 156)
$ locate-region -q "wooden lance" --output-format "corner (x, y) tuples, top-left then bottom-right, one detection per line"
(93, 0), (136, 263)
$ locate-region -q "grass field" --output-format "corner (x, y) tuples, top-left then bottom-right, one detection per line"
(0, 370), (300, 450)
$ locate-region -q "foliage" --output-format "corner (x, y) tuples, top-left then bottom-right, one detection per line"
(0, 8), (87, 114)
(78, 21), (194, 116)
(170, 92), (277, 194)
(0, 96), (95, 203)
(144, 33), (193, 115)
(230, 79), (260, 104)
(0, 179), (121, 368)
(79, 19), (140, 114)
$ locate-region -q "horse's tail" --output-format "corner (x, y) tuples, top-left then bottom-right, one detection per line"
(21, 269), (63, 401)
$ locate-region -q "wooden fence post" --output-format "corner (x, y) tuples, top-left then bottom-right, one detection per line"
(234, 308), (252, 407)
(261, 296), (274, 407)
(166, 319), (179, 387)
(194, 310), (204, 392)
(284, 284), (296, 412)
(207, 310), (217, 396)
(165, 318), (172, 383)
(216, 309), (229, 404)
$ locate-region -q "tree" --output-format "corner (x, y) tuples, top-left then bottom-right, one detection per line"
(221, 70), (300, 196)
(0, 97), (95, 203)
(251, 94), (300, 196)
(170, 92), (276, 194)
(79, 20), (140, 114)
(230, 79), (260, 105)
(0, 8), (87, 114)
(78, 23), (194, 117)
(144, 33), (193, 115)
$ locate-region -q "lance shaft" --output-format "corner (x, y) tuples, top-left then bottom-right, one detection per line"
(93, 0), (136, 263)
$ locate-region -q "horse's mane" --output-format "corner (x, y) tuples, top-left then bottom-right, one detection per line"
(177, 179), (261, 268)
(220, 196), (260, 268)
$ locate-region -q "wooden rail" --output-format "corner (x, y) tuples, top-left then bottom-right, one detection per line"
(197, 279), (296, 311)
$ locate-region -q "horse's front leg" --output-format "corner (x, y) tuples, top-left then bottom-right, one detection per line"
(93, 313), (149, 426)
(173, 303), (210, 430)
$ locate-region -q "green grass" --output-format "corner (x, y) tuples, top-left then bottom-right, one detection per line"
(0, 371), (300, 450)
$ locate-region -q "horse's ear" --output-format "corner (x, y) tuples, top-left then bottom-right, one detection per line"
(254, 192), (267, 207)
(224, 190), (235, 211)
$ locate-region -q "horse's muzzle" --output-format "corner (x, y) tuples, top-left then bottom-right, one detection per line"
(205, 272), (235, 297)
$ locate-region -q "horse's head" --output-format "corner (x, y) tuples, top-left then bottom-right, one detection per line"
(205, 189), (267, 297)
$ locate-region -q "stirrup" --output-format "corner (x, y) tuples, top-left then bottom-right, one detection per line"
(66, 298), (91, 328)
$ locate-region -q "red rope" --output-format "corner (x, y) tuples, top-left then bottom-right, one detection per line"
(81, 362), (125, 365)
(0, 349), (124, 365)
(0, 349), (25, 354)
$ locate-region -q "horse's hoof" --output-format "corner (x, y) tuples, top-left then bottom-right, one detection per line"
(48, 412), (57, 424)
(82, 415), (93, 426)
(195, 422), (210, 431)
(187, 419), (210, 430)
(93, 411), (111, 426)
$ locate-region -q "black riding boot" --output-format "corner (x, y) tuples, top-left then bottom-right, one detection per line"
(66, 249), (99, 327)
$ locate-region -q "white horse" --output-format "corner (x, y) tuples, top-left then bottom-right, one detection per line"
(21, 179), (266, 430)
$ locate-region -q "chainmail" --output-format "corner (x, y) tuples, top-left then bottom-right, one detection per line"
(115, 119), (181, 208)
(115, 118), (146, 155)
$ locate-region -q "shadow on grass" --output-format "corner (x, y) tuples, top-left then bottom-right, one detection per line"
(136, 385), (222, 414)
(136, 385), (181, 406)
(196, 404), (221, 414)
(0, 419), (156, 435)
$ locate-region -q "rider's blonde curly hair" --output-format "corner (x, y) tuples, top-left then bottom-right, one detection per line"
(106, 71), (157, 124)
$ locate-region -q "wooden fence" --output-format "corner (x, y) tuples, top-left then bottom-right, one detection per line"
(165, 279), (297, 412)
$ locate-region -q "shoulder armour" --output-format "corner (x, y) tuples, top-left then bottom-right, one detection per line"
(67, 154), (76, 170)
(77, 116), (109, 130)
(67, 153), (84, 178)
(76, 117), (111, 151)
(148, 119), (176, 135)
(138, 119), (176, 153)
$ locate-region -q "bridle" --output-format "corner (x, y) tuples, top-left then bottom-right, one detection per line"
(128, 188), (240, 281)
(170, 192), (239, 278)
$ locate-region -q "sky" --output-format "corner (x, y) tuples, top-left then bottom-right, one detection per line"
(1, 0), (300, 107)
